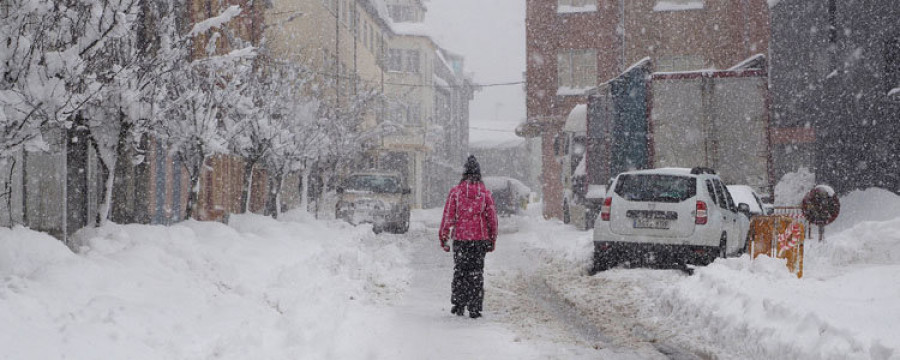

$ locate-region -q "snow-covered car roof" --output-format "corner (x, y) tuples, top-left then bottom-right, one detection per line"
(483, 176), (531, 195)
(347, 171), (402, 179)
(618, 168), (697, 176)
(727, 185), (764, 214)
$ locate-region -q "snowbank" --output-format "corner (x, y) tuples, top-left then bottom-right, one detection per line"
(650, 187), (900, 360)
(0, 226), (75, 278)
(514, 184), (900, 359)
(0, 213), (412, 360)
(774, 167), (815, 205)
(827, 188), (900, 233)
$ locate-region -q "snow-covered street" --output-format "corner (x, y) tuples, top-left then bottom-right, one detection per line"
(3, 188), (900, 359)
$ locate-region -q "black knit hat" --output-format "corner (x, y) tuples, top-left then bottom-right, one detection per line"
(463, 155), (481, 176)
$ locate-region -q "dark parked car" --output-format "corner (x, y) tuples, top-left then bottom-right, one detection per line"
(483, 176), (531, 216)
(336, 172), (411, 234)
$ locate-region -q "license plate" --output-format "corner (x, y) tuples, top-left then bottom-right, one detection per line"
(634, 218), (670, 229)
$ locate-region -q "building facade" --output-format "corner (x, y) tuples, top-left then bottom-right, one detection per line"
(770, 0), (900, 194)
(525, 0), (770, 219)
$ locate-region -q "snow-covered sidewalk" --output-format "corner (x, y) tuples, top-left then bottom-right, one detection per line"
(0, 212), (412, 359)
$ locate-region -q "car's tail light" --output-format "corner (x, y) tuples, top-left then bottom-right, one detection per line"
(601, 197), (612, 221)
(696, 200), (708, 225)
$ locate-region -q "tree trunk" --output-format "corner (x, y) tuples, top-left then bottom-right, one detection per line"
(89, 138), (113, 227)
(300, 166), (311, 214)
(95, 153), (112, 227)
(4, 157), (16, 225)
(110, 121), (133, 223)
(275, 171), (284, 219)
(184, 150), (205, 221)
(240, 159), (255, 213)
(133, 135), (151, 224)
(184, 163), (201, 220)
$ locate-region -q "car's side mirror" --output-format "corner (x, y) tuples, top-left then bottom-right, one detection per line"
(336, 186), (344, 194)
(737, 203), (751, 217)
(402, 188), (411, 195)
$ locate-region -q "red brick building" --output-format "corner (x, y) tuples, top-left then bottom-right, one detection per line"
(524, 0), (770, 219)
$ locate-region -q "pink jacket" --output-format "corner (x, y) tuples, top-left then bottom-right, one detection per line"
(439, 181), (499, 246)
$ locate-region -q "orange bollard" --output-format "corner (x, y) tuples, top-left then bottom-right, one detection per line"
(747, 216), (805, 278)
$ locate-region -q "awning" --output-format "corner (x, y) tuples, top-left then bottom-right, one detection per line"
(515, 116), (565, 138)
(563, 104), (587, 133)
(515, 119), (545, 138)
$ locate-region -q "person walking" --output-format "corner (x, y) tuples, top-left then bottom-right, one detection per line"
(439, 155), (498, 319)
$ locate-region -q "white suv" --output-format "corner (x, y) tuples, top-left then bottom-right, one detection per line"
(591, 167), (749, 272)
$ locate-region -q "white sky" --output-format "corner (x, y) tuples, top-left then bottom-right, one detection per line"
(422, 0), (526, 135)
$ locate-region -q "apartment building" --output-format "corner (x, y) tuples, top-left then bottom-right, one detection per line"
(266, 0), (393, 109)
(524, 0), (770, 219)
(383, 0), (427, 23)
(770, 0), (900, 194)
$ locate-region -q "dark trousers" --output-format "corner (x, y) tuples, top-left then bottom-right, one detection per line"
(451, 240), (490, 313)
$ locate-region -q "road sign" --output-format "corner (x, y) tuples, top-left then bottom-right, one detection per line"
(801, 185), (840, 226)
(801, 185), (840, 242)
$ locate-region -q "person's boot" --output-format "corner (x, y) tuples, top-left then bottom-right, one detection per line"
(451, 305), (464, 316)
(469, 311), (481, 319)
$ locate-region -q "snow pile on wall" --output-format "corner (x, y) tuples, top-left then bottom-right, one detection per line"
(557, 4), (598, 13)
(653, 1), (704, 12)
(0, 213), (412, 359)
(774, 167), (815, 205)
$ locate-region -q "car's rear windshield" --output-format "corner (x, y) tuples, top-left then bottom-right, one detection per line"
(345, 175), (402, 193)
(614, 174), (697, 203)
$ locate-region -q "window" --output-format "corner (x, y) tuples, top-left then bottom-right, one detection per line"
(656, 55), (705, 72)
(389, 5), (417, 22)
(343, 0), (352, 25)
(712, 179), (731, 210)
(389, 5), (403, 22)
(712, 179), (734, 211)
(387, 49), (420, 73)
(387, 49), (403, 72)
(369, 25), (375, 52)
(366, 23), (373, 51)
(705, 180), (720, 206)
(886, 36), (899, 95)
(407, 104), (421, 124)
(557, 49), (596, 89)
(614, 174), (697, 203)
(405, 49), (420, 73)
(361, 22), (368, 48)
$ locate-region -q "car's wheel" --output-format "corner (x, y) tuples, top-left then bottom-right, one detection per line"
(591, 245), (616, 274)
(738, 234), (749, 256)
(395, 220), (409, 234)
(563, 201), (571, 224)
(584, 209), (597, 230)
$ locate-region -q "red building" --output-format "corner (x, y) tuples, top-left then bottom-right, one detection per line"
(524, 0), (770, 220)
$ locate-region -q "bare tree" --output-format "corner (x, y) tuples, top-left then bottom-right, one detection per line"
(232, 62), (314, 214)
(0, 0), (140, 160)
